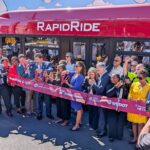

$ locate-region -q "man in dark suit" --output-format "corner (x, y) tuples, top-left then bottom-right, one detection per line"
(17, 54), (36, 115)
(89, 62), (110, 137)
(0, 62), (13, 117)
(34, 53), (53, 120)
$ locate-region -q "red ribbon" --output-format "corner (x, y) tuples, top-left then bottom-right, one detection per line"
(8, 74), (150, 117)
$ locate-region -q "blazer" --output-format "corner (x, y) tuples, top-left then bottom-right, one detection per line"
(17, 64), (28, 78)
(17, 61), (36, 79)
(92, 71), (110, 96)
(33, 61), (53, 80)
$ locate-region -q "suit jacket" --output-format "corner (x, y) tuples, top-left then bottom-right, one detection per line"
(34, 61), (52, 72)
(17, 64), (28, 78)
(33, 61), (53, 80)
(92, 71), (110, 96)
(0, 64), (6, 85)
(17, 61), (36, 79)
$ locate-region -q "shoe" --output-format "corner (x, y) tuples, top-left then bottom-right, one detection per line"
(129, 139), (137, 144)
(61, 121), (69, 126)
(97, 132), (106, 138)
(31, 112), (37, 117)
(37, 115), (43, 120)
(6, 111), (13, 117)
(70, 126), (80, 131)
(46, 115), (54, 120)
(54, 119), (63, 124)
(89, 127), (94, 131)
(26, 112), (32, 117)
(21, 108), (26, 114)
(16, 108), (22, 114)
(109, 138), (114, 142)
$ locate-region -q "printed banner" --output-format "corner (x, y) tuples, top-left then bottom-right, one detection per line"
(87, 94), (150, 117)
(8, 74), (150, 117)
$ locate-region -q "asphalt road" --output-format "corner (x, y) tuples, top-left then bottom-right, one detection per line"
(0, 105), (134, 150)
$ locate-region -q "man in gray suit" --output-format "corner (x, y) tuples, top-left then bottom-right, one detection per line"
(89, 62), (110, 137)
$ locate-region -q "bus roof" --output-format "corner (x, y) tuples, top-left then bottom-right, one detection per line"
(0, 4), (150, 38)
(1, 4), (150, 20)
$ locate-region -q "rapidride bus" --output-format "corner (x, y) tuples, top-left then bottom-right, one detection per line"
(0, 4), (150, 67)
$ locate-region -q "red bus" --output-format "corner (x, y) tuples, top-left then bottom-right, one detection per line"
(0, 4), (150, 66)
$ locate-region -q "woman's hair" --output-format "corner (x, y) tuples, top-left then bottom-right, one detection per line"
(57, 64), (66, 71)
(11, 56), (18, 62)
(66, 52), (74, 64)
(18, 54), (26, 59)
(1, 57), (9, 63)
(88, 67), (97, 79)
(76, 61), (86, 76)
(139, 70), (149, 78)
(111, 74), (121, 81)
(59, 59), (67, 65)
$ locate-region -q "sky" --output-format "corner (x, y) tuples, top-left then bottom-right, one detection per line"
(0, 0), (150, 13)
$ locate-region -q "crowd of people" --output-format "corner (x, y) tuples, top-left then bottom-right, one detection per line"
(0, 48), (150, 150)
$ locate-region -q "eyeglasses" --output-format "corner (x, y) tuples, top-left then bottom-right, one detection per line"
(66, 56), (70, 58)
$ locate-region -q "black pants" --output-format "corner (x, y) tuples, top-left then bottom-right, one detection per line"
(89, 105), (99, 130)
(56, 97), (71, 120)
(98, 108), (108, 134)
(7, 85), (12, 97)
(38, 93), (52, 116)
(0, 85), (12, 113)
(108, 110), (125, 139)
(12, 86), (25, 109)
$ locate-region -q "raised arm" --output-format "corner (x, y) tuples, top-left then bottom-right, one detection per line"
(123, 56), (130, 76)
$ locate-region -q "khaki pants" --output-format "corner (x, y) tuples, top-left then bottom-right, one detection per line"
(25, 90), (34, 113)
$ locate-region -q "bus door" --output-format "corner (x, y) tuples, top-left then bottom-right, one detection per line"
(71, 38), (89, 68)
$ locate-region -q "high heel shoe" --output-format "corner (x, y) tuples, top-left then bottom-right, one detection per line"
(61, 121), (69, 126)
(70, 126), (80, 131)
(129, 139), (137, 144)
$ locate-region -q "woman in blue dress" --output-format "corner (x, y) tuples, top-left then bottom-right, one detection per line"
(65, 61), (86, 131)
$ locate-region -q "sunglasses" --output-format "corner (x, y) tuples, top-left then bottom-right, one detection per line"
(131, 64), (136, 67)
(138, 76), (144, 80)
(75, 65), (80, 68)
(114, 60), (119, 62)
(66, 56), (70, 58)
